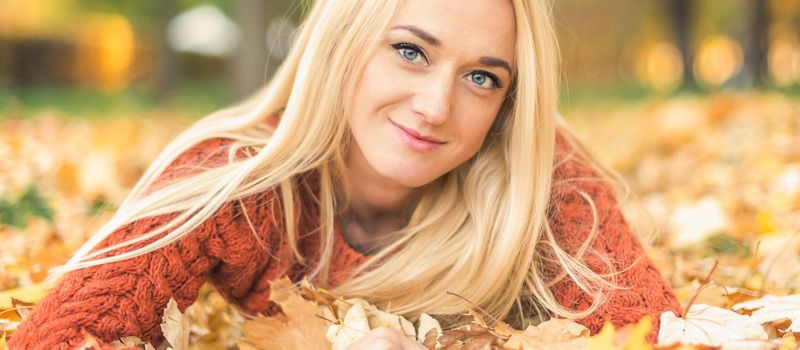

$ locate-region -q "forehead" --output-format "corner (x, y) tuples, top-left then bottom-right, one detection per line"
(390, 0), (517, 63)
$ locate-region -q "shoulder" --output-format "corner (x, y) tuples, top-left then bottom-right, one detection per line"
(552, 127), (603, 183)
(548, 127), (624, 245)
(550, 127), (619, 200)
(152, 137), (255, 189)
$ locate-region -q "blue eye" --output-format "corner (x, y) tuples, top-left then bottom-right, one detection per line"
(391, 43), (428, 65)
(468, 71), (501, 89)
(400, 48), (419, 61)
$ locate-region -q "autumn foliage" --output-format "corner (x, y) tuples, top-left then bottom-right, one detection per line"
(1, 92), (799, 349)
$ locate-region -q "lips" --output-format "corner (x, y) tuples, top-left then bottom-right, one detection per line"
(389, 120), (445, 144)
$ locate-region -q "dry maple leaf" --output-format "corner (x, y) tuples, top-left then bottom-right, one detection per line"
(343, 297), (416, 338)
(238, 276), (332, 350)
(326, 302), (371, 350)
(110, 336), (156, 350)
(733, 294), (800, 333)
(417, 313), (443, 343)
(658, 304), (768, 347)
(502, 318), (589, 350)
(160, 298), (190, 350)
(11, 297), (34, 321)
(433, 324), (507, 350)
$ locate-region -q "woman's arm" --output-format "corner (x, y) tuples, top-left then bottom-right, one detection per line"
(7, 138), (269, 349)
(546, 132), (681, 343)
(8, 212), (223, 349)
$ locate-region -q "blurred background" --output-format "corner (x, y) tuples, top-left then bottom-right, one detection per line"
(0, 1), (799, 347)
(1, 0), (798, 116)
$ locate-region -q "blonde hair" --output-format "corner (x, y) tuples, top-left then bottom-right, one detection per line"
(50, 0), (626, 329)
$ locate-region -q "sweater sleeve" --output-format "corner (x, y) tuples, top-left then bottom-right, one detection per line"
(546, 133), (681, 343)
(7, 138), (266, 350)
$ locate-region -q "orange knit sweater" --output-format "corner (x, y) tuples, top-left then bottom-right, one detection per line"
(8, 132), (681, 349)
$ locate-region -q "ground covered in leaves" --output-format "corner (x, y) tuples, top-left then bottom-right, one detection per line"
(0, 91), (798, 349)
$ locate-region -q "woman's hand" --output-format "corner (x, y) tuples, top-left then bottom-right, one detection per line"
(345, 327), (428, 350)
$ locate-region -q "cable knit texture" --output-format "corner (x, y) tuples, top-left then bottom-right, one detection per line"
(9, 131), (680, 349)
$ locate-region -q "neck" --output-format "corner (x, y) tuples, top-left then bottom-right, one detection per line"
(336, 143), (421, 253)
(341, 143), (419, 220)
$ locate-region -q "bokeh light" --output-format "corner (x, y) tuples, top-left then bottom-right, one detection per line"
(767, 29), (800, 87)
(694, 35), (744, 88)
(74, 14), (135, 92)
(634, 42), (684, 92)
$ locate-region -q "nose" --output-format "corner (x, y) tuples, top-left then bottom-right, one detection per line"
(410, 71), (454, 126)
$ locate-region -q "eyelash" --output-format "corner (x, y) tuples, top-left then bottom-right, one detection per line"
(390, 42), (504, 90)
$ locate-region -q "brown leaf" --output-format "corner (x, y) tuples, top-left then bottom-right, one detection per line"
(11, 297), (34, 321)
(238, 276), (332, 350)
(435, 324), (506, 350)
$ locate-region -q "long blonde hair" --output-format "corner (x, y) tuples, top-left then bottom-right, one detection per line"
(50, 0), (625, 329)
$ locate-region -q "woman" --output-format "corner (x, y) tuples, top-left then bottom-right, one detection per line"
(9, 0), (681, 349)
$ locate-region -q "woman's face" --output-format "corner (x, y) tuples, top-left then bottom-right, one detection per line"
(347, 0), (517, 188)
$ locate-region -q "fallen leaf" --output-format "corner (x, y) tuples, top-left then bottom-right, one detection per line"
(587, 317), (653, 350)
(11, 297), (34, 321)
(503, 318), (588, 350)
(110, 336), (156, 350)
(0, 283), (46, 310)
(733, 294), (800, 332)
(669, 197), (729, 248)
(161, 298), (190, 350)
(434, 324), (506, 350)
(658, 304), (768, 347)
(778, 333), (796, 350)
(326, 302), (371, 350)
(719, 339), (778, 349)
(238, 277), (333, 350)
(367, 307), (416, 338)
(417, 313), (442, 343)
(587, 322), (616, 350)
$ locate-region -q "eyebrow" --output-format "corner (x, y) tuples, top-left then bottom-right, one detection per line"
(391, 25), (442, 47)
(390, 24), (514, 76)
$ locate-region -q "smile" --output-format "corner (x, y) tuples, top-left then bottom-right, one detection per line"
(389, 120), (445, 153)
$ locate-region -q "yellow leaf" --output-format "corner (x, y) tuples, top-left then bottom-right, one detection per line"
(756, 211), (778, 234)
(620, 316), (652, 350)
(1, 331), (6, 349)
(587, 322), (616, 350)
(779, 333), (796, 350)
(0, 283), (47, 309)
(587, 317), (653, 350)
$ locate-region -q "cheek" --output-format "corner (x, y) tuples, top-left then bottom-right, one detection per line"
(350, 56), (402, 121)
(452, 101), (503, 157)
(458, 119), (495, 158)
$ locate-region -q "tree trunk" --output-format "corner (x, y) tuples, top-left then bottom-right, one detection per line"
(671, 0), (694, 89)
(742, 0), (768, 87)
(232, 0), (269, 99)
(155, 0), (178, 100)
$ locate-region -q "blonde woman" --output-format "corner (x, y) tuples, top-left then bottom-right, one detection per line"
(9, 0), (681, 349)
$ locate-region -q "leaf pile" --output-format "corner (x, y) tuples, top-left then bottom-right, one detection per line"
(1, 92), (799, 348)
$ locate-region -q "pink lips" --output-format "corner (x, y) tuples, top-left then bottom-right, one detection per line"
(389, 120), (445, 153)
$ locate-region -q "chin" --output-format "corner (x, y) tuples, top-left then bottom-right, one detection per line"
(372, 157), (441, 188)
